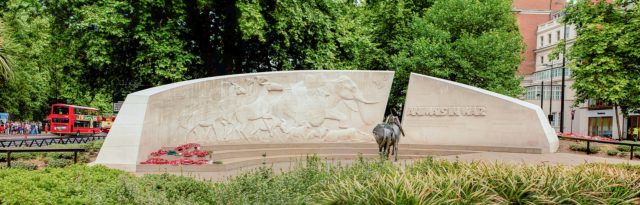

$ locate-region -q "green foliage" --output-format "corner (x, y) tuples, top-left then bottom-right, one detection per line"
(0, 0), (526, 118)
(607, 149), (620, 156)
(616, 141), (640, 152)
(569, 143), (601, 153)
(0, 0), (52, 120)
(82, 139), (105, 153)
(562, 0), (640, 115)
(1, 158), (639, 204)
(0, 161), (38, 170)
(44, 157), (72, 168)
(0, 152), (43, 161)
(0, 41), (12, 81)
(385, 0), (524, 109)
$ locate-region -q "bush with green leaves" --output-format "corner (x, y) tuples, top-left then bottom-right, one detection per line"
(0, 152), (43, 161)
(81, 140), (104, 153)
(44, 158), (72, 168)
(569, 143), (601, 153)
(0, 157), (639, 204)
(0, 161), (38, 170)
(616, 141), (640, 152)
(607, 149), (620, 156)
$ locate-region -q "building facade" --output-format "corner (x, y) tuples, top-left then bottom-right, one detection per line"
(512, 0), (565, 75)
(521, 12), (629, 140)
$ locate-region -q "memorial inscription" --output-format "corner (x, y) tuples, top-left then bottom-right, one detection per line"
(406, 106), (487, 117)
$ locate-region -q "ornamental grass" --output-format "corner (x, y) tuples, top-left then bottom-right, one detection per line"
(0, 156), (638, 204)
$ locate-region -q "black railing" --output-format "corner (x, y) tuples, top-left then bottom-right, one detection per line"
(558, 136), (638, 160)
(0, 136), (105, 148)
(0, 147), (86, 167)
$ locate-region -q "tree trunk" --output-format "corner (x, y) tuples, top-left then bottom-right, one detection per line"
(614, 104), (622, 139)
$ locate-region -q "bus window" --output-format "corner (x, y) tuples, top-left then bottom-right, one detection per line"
(75, 121), (91, 128)
(54, 106), (69, 115)
(52, 118), (69, 123)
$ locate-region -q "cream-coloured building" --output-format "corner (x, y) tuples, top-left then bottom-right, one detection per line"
(521, 12), (628, 139)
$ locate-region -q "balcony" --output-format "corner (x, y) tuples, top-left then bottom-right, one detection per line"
(588, 100), (613, 110)
(537, 19), (560, 31)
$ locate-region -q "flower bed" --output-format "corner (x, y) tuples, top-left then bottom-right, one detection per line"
(141, 143), (211, 165)
(558, 132), (616, 142)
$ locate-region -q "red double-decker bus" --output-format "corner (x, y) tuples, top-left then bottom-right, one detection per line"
(47, 104), (102, 136)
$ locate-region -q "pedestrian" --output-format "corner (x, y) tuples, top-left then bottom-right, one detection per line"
(633, 127), (638, 141)
(22, 122), (28, 139)
(17, 121), (22, 135)
(0, 122), (5, 135)
(31, 122), (36, 135)
(24, 122), (30, 135)
(44, 123), (49, 134)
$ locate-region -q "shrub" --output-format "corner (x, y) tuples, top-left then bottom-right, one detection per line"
(45, 152), (75, 159)
(569, 143), (601, 153)
(45, 158), (72, 168)
(1, 158), (640, 204)
(0, 161), (38, 170)
(0, 152), (43, 161)
(82, 140), (104, 153)
(607, 149), (619, 156)
(616, 142), (640, 152)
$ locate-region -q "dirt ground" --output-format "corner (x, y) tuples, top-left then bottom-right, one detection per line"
(558, 139), (637, 160)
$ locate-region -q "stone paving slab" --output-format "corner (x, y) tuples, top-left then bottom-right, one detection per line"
(135, 152), (640, 182)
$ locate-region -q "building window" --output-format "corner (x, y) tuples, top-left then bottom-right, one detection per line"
(588, 100), (613, 110)
(525, 86), (541, 100)
(589, 117), (612, 137)
(548, 34), (551, 44)
(552, 85), (561, 100)
(557, 31), (561, 41)
(541, 56), (544, 64)
(540, 36), (544, 47)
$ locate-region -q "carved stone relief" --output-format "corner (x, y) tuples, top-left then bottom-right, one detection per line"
(176, 74), (384, 143)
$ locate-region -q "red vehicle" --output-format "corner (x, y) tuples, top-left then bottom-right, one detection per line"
(47, 104), (101, 136)
(100, 115), (116, 133)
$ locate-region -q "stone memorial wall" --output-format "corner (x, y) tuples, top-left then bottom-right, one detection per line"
(95, 71), (394, 171)
(401, 73), (559, 153)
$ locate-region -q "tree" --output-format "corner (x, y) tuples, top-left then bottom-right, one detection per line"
(0, 0), (527, 120)
(386, 0), (524, 110)
(0, 20), (12, 81)
(0, 0), (52, 120)
(562, 0), (640, 138)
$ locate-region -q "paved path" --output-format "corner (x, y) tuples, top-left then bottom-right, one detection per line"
(134, 152), (640, 182)
(0, 133), (107, 140)
(0, 134), (59, 140)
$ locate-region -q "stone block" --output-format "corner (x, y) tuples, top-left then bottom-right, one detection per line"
(401, 73), (558, 153)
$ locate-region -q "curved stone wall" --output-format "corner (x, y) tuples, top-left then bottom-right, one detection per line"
(401, 73), (559, 153)
(95, 71), (395, 171)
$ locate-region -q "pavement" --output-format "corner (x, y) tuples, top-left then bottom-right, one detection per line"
(0, 134), (60, 140)
(0, 133), (107, 140)
(135, 152), (640, 182)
